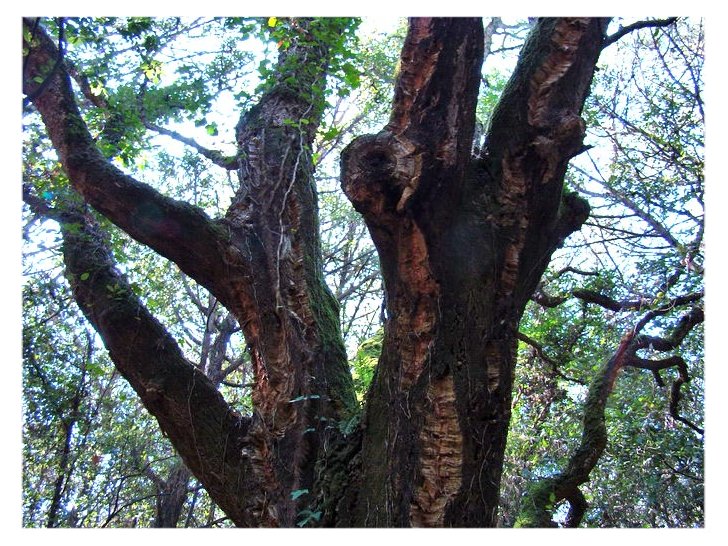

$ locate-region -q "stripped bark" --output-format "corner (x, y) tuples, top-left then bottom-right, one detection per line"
(337, 17), (607, 526)
(25, 17), (609, 527)
(24, 16), (356, 527)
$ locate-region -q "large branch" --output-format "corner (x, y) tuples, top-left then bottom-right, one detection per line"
(25, 17), (358, 526)
(54, 201), (258, 527)
(342, 17), (484, 235)
(22, 18), (238, 306)
(633, 305), (704, 352)
(483, 17), (609, 306)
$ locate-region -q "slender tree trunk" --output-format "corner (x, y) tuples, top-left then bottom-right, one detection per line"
(47, 420), (74, 528)
(152, 462), (192, 528)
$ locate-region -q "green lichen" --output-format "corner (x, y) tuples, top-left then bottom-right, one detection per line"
(305, 255), (358, 420)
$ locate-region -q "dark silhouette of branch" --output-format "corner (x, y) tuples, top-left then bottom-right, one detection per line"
(517, 331), (585, 385)
(574, 290), (702, 313)
(603, 18), (678, 49)
(145, 123), (239, 170)
(626, 306), (704, 435)
(530, 288), (567, 308)
(633, 306), (704, 352)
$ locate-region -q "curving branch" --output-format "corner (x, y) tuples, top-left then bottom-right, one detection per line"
(515, 332), (635, 527)
(48, 197), (257, 526)
(602, 17), (678, 49)
(23, 18), (239, 306)
(633, 306), (704, 352)
(516, 302), (703, 527)
(626, 306), (704, 435)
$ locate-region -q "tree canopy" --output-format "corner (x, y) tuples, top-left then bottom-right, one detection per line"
(21, 16), (704, 528)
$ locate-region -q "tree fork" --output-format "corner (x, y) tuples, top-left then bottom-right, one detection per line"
(340, 17), (606, 526)
(24, 17), (357, 527)
(26, 16), (610, 527)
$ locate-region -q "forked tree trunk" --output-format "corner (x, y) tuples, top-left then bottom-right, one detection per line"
(23, 17), (608, 527)
(332, 17), (607, 526)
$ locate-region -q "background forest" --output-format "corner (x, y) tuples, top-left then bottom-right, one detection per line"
(20, 16), (704, 528)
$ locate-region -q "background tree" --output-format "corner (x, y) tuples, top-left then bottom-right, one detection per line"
(502, 17), (703, 527)
(22, 16), (703, 527)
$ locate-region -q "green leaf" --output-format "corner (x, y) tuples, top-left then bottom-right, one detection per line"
(267, 17), (278, 28)
(341, 62), (361, 89)
(205, 123), (218, 136)
(80, 272), (90, 281)
(321, 126), (340, 142)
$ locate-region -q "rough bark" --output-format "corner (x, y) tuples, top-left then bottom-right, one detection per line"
(24, 16), (356, 527)
(334, 17), (607, 527)
(149, 461), (193, 528)
(24, 17), (608, 527)
(54, 204), (256, 525)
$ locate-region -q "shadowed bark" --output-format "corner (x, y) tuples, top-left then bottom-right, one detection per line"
(25, 17), (610, 527)
(24, 16), (356, 527)
(148, 461), (193, 528)
(334, 17), (607, 526)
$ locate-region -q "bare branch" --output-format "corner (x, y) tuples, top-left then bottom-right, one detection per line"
(572, 289), (646, 312)
(517, 331), (585, 385)
(531, 287), (568, 308)
(602, 17), (678, 49)
(633, 305), (704, 351)
(670, 375), (703, 435)
(146, 122), (238, 170)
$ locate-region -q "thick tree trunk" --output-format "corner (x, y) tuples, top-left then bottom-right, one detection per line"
(334, 18), (607, 527)
(24, 16), (356, 527)
(24, 17), (608, 527)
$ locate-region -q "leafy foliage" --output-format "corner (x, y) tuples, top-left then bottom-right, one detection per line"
(22, 17), (704, 528)
(501, 18), (704, 528)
